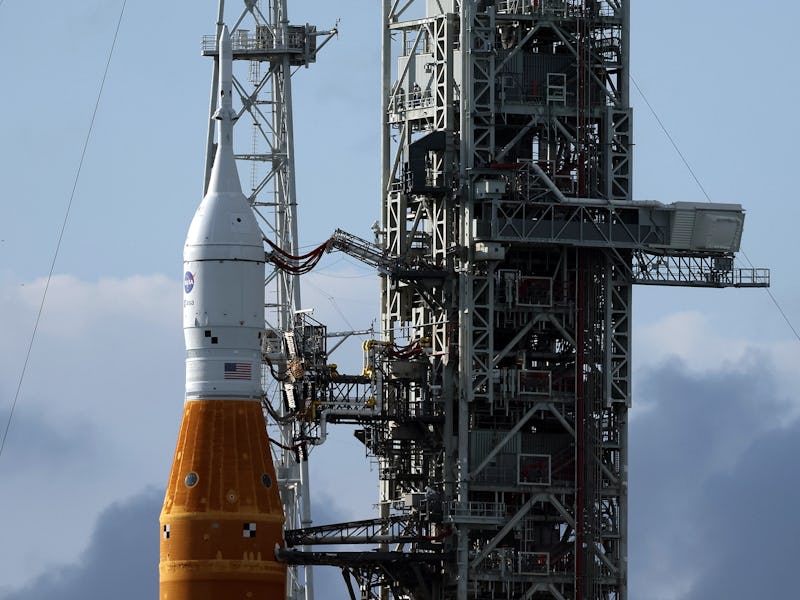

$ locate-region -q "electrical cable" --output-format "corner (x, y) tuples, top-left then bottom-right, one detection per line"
(631, 74), (800, 344)
(266, 238), (329, 275)
(268, 436), (302, 462)
(325, 293), (356, 332)
(265, 237), (329, 261)
(263, 397), (295, 425)
(0, 0), (128, 463)
(263, 353), (287, 382)
(320, 255), (380, 275)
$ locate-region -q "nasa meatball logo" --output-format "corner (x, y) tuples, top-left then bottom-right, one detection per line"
(184, 271), (195, 294)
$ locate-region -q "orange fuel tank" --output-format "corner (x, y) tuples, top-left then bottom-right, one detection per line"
(159, 400), (286, 599)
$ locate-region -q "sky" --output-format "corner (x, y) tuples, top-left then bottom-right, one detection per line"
(0, 1), (798, 599)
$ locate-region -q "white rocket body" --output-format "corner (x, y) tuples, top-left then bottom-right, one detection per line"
(182, 26), (264, 401)
(160, 26), (285, 600)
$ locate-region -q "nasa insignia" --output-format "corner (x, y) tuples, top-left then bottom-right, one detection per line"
(184, 271), (195, 294)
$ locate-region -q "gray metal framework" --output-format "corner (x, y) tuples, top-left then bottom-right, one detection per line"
(201, 3), (335, 600)
(348, 1), (767, 599)
(239, 1), (767, 599)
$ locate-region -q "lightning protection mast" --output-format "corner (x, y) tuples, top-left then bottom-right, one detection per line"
(201, 2), (336, 600)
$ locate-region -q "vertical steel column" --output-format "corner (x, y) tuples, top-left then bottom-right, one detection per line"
(455, 5), (474, 597)
(267, 3), (310, 598)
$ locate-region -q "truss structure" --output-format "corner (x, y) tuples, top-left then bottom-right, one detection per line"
(209, 1), (769, 599)
(316, 1), (767, 599)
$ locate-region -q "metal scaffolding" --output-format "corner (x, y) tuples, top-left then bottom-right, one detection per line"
(294, 1), (766, 599)
(213, 1), (770, 599)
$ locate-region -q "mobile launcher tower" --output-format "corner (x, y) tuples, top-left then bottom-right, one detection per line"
(199, 2), (769, 600)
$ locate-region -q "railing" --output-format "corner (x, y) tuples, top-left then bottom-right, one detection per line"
(633, 254), (770, 288)
(475, 549), (552, 577)
(388, 89), (435, 114)
(518, 551), (550, 576)
(404, 34), (431, 57)
(496, 0), (617, 18)
(447, 501), (506, 521)
(201, 29), (306, 53)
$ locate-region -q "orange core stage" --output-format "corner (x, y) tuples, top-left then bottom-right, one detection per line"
(159, 399), (286, 599)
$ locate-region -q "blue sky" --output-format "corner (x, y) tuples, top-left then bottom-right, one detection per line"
(0, 1), (798, 599)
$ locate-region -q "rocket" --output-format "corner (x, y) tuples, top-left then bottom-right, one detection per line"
(159, 25), (286, 600)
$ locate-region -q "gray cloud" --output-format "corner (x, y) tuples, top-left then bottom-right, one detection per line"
(629, 354), (796, 598)
(0, 405), (103, 473)
(684, 421), (800, 599)
(305, 490), (362, 600)
(0, 485), (359, 600)
(0, 488), (160, 600)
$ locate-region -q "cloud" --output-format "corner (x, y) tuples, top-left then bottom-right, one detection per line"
(0, 406), (102, 471)
(0, 273), (183, 589)
(0, 269), (377, 596)
(0, 488), (161, 600)
(635, 310), (800, 419)
(0, 486), (359, 600)
(685, 422), (800, 599)
(636, 310), (748, 369)
(7, 277), (793, 600)
(304, 491), (361, 600)
(2, 273), (178, 338)
(628, 353), (798, 599)
(13, 395), (795, 600)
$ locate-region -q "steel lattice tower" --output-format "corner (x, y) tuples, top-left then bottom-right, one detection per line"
(362, 1), (765, 599)
(200, 1), (767, 599)
(378, 2), (633, 597)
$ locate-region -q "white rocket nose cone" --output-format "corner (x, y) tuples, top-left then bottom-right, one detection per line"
(182, 22), (265, 402)
(185, 21), (262, 262)
(184, 136), (262, 261)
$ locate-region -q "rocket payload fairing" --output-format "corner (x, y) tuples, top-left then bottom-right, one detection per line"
(159, 25), (287, 599)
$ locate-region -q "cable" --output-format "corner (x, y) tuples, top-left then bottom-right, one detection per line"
(266, 237), (330, 274)
(263, 397), (295, 425)
(263, 353), (287, 382)
(631, 73), (800, 344)
(302, 277), (361, 332)
(759, 285), (800, 342)
(630, 75), (715, 205)
(0, 0), (128, 463)
(312, 255), (375, 276)
(268, 436), (302, 462)
(326, 293), (356, 331)
(265, 237), (330, 261)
